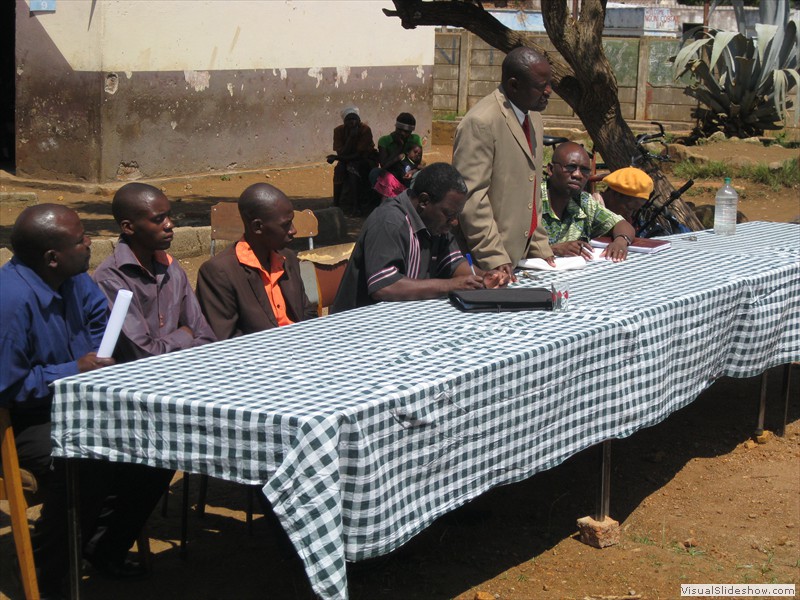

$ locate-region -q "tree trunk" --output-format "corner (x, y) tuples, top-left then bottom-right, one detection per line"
(385, 0), (703, 231)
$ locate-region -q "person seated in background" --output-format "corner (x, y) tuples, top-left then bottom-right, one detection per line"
(371, 142), (425, 199)
(542, 142), (636, 262)
(388, 141), (424, 187)
(327, 106), (378, 214)
(196, 183), (317, 339)
(332, 163), (510, 312)
(377, 112), (422, 172)
(93, 182), (216, 361)
(600, 167), (654, 231)
(0, 205), (167, 597)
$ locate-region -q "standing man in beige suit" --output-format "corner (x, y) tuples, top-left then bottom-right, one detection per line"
(453, 47), (556, 278)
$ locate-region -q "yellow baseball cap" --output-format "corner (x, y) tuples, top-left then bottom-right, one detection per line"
(603, 167), (653, 200)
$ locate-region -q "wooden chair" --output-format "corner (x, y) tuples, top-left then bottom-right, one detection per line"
(297, 243), (353, 316)
(0, 408), (40, 600)
(1, 410), (156, 593)
(210, 201), (242, 256)
(195, 209), (321, 525)
(211, 204), (318, 253)
(293, 209), (319, 250)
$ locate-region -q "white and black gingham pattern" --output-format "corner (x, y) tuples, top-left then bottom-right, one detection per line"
(52, 222), (799, 600)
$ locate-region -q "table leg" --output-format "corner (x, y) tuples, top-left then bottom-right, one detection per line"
(595, 440), (612, 522)
(779, 363), (792, 437)
(66, 459), (82, 600)
(755, 372), (768, 437)
(181, 475), (189, 560)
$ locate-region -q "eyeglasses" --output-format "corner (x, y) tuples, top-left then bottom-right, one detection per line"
(552, 162), (592, 177)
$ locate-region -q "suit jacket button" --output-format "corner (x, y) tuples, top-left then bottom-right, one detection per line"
(528, 202), (533, 209)
(529, 175), (535, 181)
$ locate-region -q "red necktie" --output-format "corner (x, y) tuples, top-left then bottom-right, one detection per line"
(522, 114), (533, 152)
(522, 115), (538, 237)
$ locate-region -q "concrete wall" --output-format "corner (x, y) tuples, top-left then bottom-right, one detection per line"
(16, 0), (434, 182)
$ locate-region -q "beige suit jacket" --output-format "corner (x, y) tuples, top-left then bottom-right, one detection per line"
(452, 87), (552, 270)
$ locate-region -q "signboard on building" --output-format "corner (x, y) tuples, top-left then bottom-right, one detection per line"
(644, 8), (679, 35)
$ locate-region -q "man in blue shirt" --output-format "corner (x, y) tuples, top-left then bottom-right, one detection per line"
(0, 205), (166, 598)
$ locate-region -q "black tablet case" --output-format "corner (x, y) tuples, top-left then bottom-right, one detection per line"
(449, 288), (554, 312)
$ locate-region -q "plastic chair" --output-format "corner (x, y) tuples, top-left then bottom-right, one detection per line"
(0, 408), (40, 600)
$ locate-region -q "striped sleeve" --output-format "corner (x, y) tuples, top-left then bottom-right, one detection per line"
(363, 210), (412, 295)
(435, 235), (466, 278)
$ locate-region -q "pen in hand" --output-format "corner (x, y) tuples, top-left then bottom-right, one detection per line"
(465, 253), (476, 275)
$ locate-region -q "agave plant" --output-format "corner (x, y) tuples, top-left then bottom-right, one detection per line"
(672, 17), (799, 138)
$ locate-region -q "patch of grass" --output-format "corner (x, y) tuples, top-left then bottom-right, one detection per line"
(739, 159), (800, 190)
(219, 174), (231, 181)
(670, 542), (706, 557)
(672, 158), (800, 190)
(772, 130), (800, 149)
(632, 533), (657, 545)
(673, 160), (731, 180)
(759, 552), (775, 576)
(436, 112), (459, 121)
(683, 186), (706, 197)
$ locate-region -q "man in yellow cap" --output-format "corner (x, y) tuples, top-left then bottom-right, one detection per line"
(601, 167), (654, 228)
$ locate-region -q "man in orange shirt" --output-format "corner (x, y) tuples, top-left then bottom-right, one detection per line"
(196, 183), (317, 339)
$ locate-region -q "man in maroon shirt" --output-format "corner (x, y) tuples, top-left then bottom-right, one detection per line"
(90, 183), (216, 576)
(93, 182), (216, 361)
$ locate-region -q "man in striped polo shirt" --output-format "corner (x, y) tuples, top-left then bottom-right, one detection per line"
(332, 163), (509, 312)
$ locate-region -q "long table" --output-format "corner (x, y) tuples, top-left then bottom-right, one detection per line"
(52, 221), (800, 599)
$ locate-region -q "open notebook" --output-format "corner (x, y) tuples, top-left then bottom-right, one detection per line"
(591, 236), (671, 254)
(518, 248), (607, 271)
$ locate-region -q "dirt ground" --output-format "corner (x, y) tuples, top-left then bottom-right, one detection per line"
(1, 139), (799, 600)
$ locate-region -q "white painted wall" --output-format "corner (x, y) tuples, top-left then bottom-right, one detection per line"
(26, 0), (434, 72)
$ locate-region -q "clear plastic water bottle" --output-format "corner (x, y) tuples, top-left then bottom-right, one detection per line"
(714, 177), (738, 235)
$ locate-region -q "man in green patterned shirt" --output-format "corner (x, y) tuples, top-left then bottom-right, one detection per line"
(541, 142), (635, 262)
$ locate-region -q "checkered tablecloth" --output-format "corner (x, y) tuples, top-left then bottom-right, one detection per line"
(52, 221), (800, 600)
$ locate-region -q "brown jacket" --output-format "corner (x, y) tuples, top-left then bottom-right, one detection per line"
(196, 244), (316, 340)
(452, 87), (552, 270)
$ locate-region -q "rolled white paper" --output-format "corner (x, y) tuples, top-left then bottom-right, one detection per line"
(97, 289), (133, 358)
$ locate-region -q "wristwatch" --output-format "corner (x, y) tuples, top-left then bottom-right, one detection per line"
(613, 234), (633, 246)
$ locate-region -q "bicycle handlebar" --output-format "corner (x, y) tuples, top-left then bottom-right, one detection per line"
(635, 178), (694, 237)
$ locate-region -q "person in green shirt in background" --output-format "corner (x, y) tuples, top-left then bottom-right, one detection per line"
(378, 112), (422, 173)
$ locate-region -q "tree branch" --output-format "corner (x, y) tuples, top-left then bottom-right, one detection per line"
(386, 0), (576, 87)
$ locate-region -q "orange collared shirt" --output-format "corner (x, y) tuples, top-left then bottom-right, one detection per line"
(235, 240), (294, 327)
